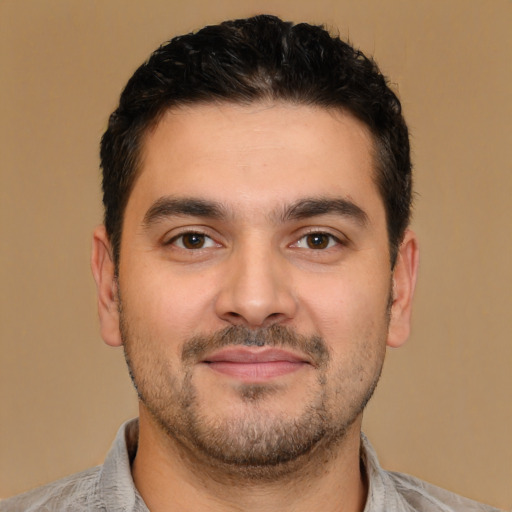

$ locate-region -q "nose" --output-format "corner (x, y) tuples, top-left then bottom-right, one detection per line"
(214, 240), (298, 328)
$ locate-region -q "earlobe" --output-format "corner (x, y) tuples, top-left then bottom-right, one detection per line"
(387, 229), (420, 348)
(91, 225), (123, 347)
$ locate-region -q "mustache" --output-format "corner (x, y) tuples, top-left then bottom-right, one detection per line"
(181, 324), (330, 368)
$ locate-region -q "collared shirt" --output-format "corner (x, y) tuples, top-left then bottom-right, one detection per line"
(1, 419), (503, 511)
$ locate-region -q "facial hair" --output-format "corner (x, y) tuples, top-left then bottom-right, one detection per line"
(121, 319), (387, 479)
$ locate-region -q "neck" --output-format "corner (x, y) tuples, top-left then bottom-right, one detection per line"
(132, 407), (368, 512)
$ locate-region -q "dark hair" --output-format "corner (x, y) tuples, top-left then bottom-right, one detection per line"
(100, 14), (412, 267)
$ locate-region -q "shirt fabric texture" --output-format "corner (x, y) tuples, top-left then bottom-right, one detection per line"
(1, 419), (503, 512)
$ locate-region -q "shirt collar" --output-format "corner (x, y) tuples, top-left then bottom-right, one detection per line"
(98, 419), (405, 512)
(98, 418), (148, 512)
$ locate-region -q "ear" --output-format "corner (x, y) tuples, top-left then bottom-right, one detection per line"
(91, 225), (123, 347)
(387, 229), (419, 348)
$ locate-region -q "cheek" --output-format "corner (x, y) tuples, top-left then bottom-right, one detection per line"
(296, 265), (391, 345)
(119, 261), (219, 349)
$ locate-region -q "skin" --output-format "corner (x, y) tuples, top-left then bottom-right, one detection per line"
(91, 102), (419, 512)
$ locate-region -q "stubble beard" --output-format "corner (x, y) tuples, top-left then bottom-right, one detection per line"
(121, 320), (386, 480)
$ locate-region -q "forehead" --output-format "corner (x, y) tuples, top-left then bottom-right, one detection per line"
(127, 101), (383, 221)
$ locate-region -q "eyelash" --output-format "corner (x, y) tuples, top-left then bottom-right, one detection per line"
(292, 231), (343, 250)
(166, 230), (344, 251)
(166, 231), (218, 250)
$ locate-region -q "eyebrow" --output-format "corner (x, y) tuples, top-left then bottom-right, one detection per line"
(142, 197), (227, 227)
(282, 197), (369, 226)
(142, 195), (369, 228)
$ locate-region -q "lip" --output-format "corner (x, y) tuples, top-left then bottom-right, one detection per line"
(202, 348), (311, 382)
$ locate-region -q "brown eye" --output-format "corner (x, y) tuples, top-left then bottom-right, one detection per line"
(171, 232), (216, 250)
(182, 233), (205, 249)
(291, 232), (341, 250)
(306, 233), (331, 249)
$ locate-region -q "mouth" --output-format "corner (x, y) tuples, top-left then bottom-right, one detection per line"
(202, 347), (312, 382)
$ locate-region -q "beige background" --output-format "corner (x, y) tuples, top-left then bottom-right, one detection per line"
(1, 0), (510, 508)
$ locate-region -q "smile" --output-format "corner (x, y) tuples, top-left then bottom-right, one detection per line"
(202, 348), (311, 381)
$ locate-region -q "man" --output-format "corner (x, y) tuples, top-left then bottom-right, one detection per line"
(1, 14), (501, 512)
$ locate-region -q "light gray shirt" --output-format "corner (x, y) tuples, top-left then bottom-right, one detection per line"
(1, 419), (503, 511)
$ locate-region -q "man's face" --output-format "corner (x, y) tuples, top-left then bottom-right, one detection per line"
(100, 102), (414, 473)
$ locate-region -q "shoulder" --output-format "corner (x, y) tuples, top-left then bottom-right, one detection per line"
(360, 434), (504, 512)
(1, 419), (143, 512)
(386, 470), (505, 512)
(0, 466), (104, 512)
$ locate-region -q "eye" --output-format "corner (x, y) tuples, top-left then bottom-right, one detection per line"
(294, 232), (340, 250)
(170, 232), (217, 250)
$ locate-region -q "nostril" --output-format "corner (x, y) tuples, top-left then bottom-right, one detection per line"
(214, 272), (298, 328)
(220, 310), (286, 329)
